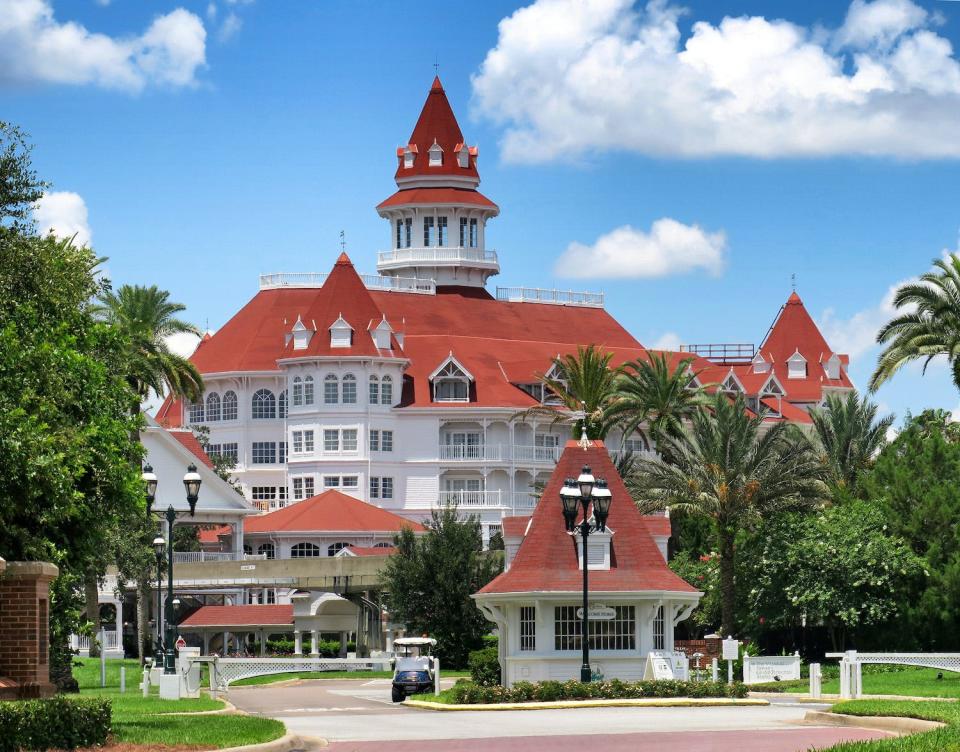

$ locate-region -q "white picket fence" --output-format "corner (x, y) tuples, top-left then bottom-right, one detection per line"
(207, 656), (393, 691)
(70, 630), (121, 655)
(827, 651), (960, 699)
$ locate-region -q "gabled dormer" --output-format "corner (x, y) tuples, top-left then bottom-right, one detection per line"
(542, 359), (566, 405)
(428, 139), (443, 167)
(759, 374), (785, 397)
(722, 370), (744, 394)
(401, 144), (417, 169)
(291, 315), (313, 351)
(369, 315), (393, 350)
(752, 352), (770, 374)
(576, 522), (613, 571)
(823, 352), (842, 380)
(787, 349), (807, 379)
(329, 314), (353, 349)
(430, 352), (473, 402)
(455, 142), (470, 168)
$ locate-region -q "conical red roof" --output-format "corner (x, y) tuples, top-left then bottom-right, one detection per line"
(477, 440), (697, 595)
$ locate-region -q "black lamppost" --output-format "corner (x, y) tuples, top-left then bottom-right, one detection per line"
(143, 462), (202, 675)
(152, 536), (166, 666)
(560, 466), (612, 683)
(142, 465), (159, 663)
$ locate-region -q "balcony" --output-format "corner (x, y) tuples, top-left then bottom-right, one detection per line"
(511, 445), (561, 464)
(377, 247), (499, 272)
(437, 490), (505, 508)
(439, 444), (502, 462)
(495, 286), (604, 308)
(259, 272), (435, 295)
(438, 444), (561, 466)
(173, 551), (268, 564)
(509, 492), (539, 511)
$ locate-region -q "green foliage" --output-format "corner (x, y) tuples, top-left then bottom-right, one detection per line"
(826, 700), (960, 751)
(739, 500), (923, 651)
(382, 507), (502, 668)
(438, 678), (748, 704)
(668, 551), (721, 635)
(468, 647), (501, 686)
(0, 121), (47, 229)
(0, 696), (111, 752)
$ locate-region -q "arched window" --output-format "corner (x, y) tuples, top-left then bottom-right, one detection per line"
(243, 544), (252, 555)
(304, 375), (314, 405)
(291, 542), (321, 558)
(342, 374), (357, 404)
(206, 392), (221, 422)
(252, 389), (276, 419)
(189, 401), (205, 423)
(328, 542), (350, 557)
(369, 375), (379, 404)
(324, 374), (338, 404)
(381, 375), (393, 405)
(279, 389), (288, 418)
(257, 543), (275, 560)
(292, 376), (303, 407)
(222, 391), (238, 421)
(373, 541), (392, 548)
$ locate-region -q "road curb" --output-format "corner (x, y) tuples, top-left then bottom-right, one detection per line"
(803, 710), (945, 735)
(218, 733), (328, 752)
(405, 697), (769, 712)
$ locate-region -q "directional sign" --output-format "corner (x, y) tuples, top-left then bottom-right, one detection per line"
(576, 605), (616, 621)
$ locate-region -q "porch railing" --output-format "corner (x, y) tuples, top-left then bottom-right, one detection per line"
(438, 444), (560, 465)
(377, 247), (499, 268)
(173, 551), (268, 564)
(70, 630), (121, 652)
(438, 490), (504, 508)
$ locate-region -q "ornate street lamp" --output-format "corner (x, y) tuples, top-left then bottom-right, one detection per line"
(560, 465), (612, 683)
(142, 464), (158, 514)
(152, 536), (166, 666)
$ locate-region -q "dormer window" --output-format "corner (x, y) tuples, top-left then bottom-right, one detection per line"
(430, 354), (473, 402)
(752, 352), (770, 374)
(542, 362), (567, 405)
(371, 316), (392, 350)
(760, 375), (784, 397)
(824, 353), (841, 380)
(722, 373), (743, 393)
(787, 350), (807, 379)
(428, 140), (443, 167)
(329, 314), (353, 348)
(291, 315), (312, 351)
(456, 144), (469, 168)
(576, 527), (612, 571)
(402, 144), (416, 169)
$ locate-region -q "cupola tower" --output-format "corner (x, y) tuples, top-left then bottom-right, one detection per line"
(376, 77), (500, 288)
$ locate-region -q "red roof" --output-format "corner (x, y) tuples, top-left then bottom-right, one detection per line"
(478, 440), (698, 595)
(199, 524), (230, 544)
(396, 77), (479, 181)
(502, 516), (531, 538)
(179, 605), (293, 628)
(168, 429), (214, 469)
(243, 490), (425, 534)
(377, 187), (497, 211)
(156, 397), (183, 428)
(642, 515), (672, 537)
(343, 545), (396, 557)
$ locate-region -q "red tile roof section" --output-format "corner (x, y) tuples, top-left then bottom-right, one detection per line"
(344, 545), (397, 557)
(502, 516), (531, 538)
(377, 187), (497, 211)
(243, 490), (425, 534)
(396, 77), (479, 181)
(478, 440), (698, 595)
(199, 525), (230, 544)
(168, 430), (215, 469)
(179, 605), (293, 628)
(642, 516), (672, 537)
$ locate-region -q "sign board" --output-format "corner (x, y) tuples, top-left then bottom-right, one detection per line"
(576, 605), (616, 621)
(240, 565), (256, 571)
(722, 639), (740, 661)
(643, 652), (674, 680)
(671, 652), (689, 681)
(743, 655), (801, 685)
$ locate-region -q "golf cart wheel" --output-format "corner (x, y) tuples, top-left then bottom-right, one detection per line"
(391, 686), (404, 703)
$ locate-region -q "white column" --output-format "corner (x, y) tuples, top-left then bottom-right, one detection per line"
(294, 630), (302, 656)
(310, 630), (318, 656)
(203, 633), (210, 655)
(114, 600), (122, 645)
(259, 630), (266, 656)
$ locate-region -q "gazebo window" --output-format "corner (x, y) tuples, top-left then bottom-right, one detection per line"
(291, 542), (321, 558)
(304, 375), (314, 405)
(554, 605), (636, 651)
(324, 374), (338, 404)
(252, 389), (276, 419)
(653, 606), (665, 650)
(257, 543), (275, 560)
(222, 391), (238, 420)
(189, 401), (205, 424)
(342, 374), (357, 404)
(279, 389), (288, 418)
(520, 606), (536, 651)
(292, 376), (303, 406)
(327, 542), (350, 557)
(206, 392), (221, 422)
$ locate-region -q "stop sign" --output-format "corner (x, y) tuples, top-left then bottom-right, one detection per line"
(175, 636), (186, 650)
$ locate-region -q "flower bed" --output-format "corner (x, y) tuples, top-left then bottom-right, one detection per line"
(444, 678), (748, 705)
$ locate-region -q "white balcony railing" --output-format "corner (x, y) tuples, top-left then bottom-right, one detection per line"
(173, 551), (268, 564)
(438, 444), (560, 465)
(259, 272), (435, 295)
(70, 630), (121, 652)
(495, 286), (604, 308)
(438, 490), (504, 508)
(512, 445), (561, 464)
(377, 247), (499, 268)
(510, 492), (539, 511)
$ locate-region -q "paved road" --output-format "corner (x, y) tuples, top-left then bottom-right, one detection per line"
(228, 678), (890, 751)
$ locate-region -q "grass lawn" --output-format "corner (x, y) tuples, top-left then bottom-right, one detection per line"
(72, 657), (285, 748)
(231, 668), (470, 687)
(824, 700), (960, 750)
(751, 667), (960, 698)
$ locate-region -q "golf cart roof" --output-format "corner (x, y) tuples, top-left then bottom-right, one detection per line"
(394, 637), (436, 647)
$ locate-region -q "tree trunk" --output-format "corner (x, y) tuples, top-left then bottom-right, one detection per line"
(137, 575), (151, 663)
(84, 570), (101, 658)
(719, 530), (737, 637)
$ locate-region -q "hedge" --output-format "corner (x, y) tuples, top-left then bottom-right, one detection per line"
(449, 678), (749, 704)
(0, 696), (111, 752)
(468, 647), (500, 686)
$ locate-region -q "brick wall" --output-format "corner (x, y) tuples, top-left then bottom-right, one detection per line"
(0, 561), (58, 699)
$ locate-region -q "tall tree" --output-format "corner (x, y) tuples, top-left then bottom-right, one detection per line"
(809, 390), (894, 495)
(515, 345), (622, 440)
(870, 255), (960, 392)
(0, 121), (46, 229)
(634, 393), (827, 635)
(382, 507), (501, 668)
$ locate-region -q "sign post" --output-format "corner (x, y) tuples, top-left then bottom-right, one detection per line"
(722, 638), (740, 685)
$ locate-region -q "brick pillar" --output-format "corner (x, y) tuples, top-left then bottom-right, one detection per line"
(0, 561), (59, 699)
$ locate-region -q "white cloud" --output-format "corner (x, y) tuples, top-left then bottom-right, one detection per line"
(0, 1), (206, 91)
(472, 0), (960, 160)
(206, 2), (217, 20)
(166, 331), (202, 358)
(218, 12), (242, 42)
(33, 191), (92, 247)
(555, 218), (726, 279)
(651, 331), (683, 351)
(819, 282), (902, 359)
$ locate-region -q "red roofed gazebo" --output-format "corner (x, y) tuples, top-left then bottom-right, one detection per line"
(473, 440), (701, 687)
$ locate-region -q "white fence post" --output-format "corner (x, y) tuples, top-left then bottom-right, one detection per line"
(742, 654), (751, 684)
(434, 657), (440, 696)
(120, 667), (126, 694)
(141, 667), (149, 697)
(100, 629), (106, 688)
(712, 658), (718, 682)
(839, 657), (850, 698)
(809, 663), (821, 699)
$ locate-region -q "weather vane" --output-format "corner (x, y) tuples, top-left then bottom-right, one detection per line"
(340, 230), (346, 253)
(791, 272), (796, 292)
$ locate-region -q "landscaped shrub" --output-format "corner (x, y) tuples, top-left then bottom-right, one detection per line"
(266, 638), (295, 655)
(0, 696), (111, 752)
(468, 646), (501, 686)
(448, 679), (748, 704)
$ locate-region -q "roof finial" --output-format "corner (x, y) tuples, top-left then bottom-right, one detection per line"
(433, 57), (439, 76)
(791, 272), (796, 292)
(340, 229), (346, 253)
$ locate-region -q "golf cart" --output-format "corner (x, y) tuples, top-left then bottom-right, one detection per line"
(391, 637), (437, 702)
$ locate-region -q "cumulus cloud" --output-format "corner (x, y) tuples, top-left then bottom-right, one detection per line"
(554, 218), (726, 279)
(33, 191), (92, 247)
(472, 0), (960, 160)
(166, 331), (202, 358)
(650, 331), (683, 351)
(0, 0), (206, 91)
(218, 12), (242, 42)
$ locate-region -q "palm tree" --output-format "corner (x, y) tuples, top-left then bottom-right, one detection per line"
(608, 352), (710, 450)
(93, 284), (203, 405)
(515, 344), (622, 440)
(634, 393), (827, 635)
(870, 255), (960, 392)
(809, 391), (893, 495)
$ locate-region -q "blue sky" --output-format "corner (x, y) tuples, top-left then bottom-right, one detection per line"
(5, 0), (960, 424)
